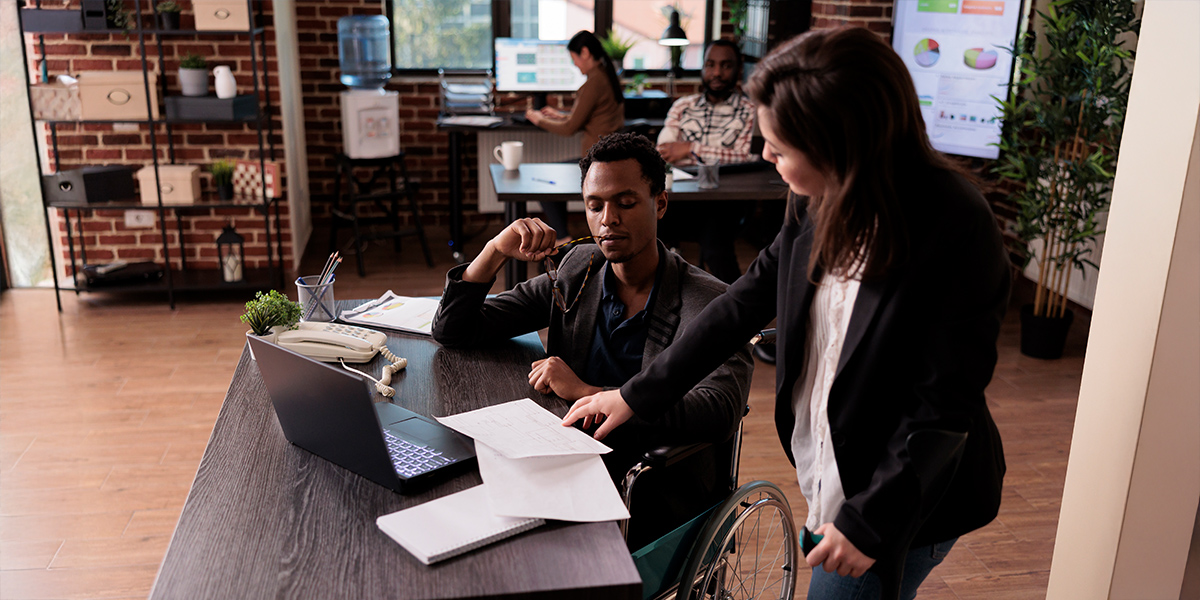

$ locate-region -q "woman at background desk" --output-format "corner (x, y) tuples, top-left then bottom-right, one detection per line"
(563, 28), (1009, 600)
(525, 30), (625, 245)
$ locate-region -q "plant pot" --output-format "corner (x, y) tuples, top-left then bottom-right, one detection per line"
(1019, 304), (1074, 360)
(157, 12), (180, 30)
(217, 182), (234, 200)
(178, 67), (209, 97)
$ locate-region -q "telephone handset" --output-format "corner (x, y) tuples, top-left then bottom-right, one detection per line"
(277, 322), (388, 363)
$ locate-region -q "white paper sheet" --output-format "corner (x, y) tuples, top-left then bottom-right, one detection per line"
(671, 166), (695, 180)
(339, 291), (438, 335)
(435, 398), (611, 458)
(476, 443), (629, 522)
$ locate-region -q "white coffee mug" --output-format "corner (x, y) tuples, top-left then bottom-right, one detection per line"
(493, 141), (524, 171)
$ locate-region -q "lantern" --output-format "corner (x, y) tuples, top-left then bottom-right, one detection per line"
(216, 224), (245, 283)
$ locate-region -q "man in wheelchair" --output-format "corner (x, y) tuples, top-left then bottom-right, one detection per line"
(432, 132), (753, 550)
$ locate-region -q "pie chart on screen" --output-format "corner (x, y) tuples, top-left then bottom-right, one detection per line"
(964, 48), (998, 70)
(914, 38), (940, 67)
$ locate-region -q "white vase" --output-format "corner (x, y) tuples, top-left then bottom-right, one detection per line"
(213, 65), (236, 99)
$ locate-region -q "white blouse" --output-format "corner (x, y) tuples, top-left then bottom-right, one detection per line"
(791, 270), (861, 532)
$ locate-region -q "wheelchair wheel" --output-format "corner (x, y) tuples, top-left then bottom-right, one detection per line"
(677, 481), (798, 600)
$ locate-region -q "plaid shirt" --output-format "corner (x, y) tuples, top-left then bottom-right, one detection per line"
(657, 91), (756, 166)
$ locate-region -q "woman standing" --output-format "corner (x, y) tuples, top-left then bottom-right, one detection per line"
(526, 30), (625, 244)
(564, 28), (1009, 599)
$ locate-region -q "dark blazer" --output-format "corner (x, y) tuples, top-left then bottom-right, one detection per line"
(433, 240), (753, 448)
(622, 168), (1009, 565)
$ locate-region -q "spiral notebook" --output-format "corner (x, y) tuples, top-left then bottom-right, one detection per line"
(376, 484), (544, 565)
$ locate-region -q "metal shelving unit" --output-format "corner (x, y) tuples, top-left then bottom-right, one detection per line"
(18, 0), (283, 310)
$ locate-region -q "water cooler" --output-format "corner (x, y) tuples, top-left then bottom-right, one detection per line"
(338, 16), (399, 159)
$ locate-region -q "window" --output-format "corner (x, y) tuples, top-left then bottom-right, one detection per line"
(389, 0), (714, 73)
(613, 0), (707, 71)
(391, 0), (493, 70)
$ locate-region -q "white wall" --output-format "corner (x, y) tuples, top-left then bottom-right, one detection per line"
(1046, 1), (1200, 598)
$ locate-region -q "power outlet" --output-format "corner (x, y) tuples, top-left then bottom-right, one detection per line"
(125, 210), (156, 228)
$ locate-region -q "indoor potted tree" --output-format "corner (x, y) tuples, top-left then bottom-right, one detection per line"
(993, 0), (1138, 359)
(210, 159), (235, 199)
(600, 30), (636, 73)
(179, 53), (209, 97)
(241, 290), (302, 343)
(156, 1), (181, 30)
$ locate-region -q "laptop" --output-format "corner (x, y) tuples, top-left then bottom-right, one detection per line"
(247, 336), (476, 493)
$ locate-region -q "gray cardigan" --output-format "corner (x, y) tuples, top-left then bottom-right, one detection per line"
(432, 240), (753, 447)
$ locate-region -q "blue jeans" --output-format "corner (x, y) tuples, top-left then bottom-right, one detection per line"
(807, 538), (958, 600)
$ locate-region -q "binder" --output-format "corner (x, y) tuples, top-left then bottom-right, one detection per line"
(376, 484), (544, 565)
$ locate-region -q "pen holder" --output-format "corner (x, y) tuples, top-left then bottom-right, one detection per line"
(296, 275), (337, 322)
(697, 163), (719, 190)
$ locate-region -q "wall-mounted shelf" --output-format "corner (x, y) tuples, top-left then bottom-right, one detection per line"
(19, 0), (283, 310)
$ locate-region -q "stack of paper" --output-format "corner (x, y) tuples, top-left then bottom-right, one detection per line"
(340, 291), (439, 335)
(376, 399), (629, 565)
(437, 398), (630, 523)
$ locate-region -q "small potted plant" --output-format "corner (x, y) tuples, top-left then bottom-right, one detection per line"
(179, 53), (209, 97)
(156, 1), (181, 30)
(241, 290), (302, 343)
(600, 30), (636, 72)
(210, 159), (235, 200)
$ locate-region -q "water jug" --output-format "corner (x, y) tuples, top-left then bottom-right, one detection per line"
(338, 15), (392, 89)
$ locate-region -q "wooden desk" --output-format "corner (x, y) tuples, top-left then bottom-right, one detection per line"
(150, 310), (642, 600)
(490, 163), (787, 289)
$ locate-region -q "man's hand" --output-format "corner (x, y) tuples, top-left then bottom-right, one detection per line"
(561, 389), (634, 440)
(462, 218), (558, 284)
(805, 523), (876, 578)
(528, 357), (599, 401)
(657, 141), (693, 164)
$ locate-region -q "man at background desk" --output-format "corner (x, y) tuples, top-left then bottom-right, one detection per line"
(433, 133), (752, 546)
(656, 39), (756, 284)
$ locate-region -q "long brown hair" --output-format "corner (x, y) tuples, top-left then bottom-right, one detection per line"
(568, 31), (624, 105)
(747, 28), (958, 280)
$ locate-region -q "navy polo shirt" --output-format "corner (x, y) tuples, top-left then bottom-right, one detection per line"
(583, 257), (663, 388)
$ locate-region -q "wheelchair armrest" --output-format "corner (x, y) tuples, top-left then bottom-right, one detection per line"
(638, 442), (713, 470)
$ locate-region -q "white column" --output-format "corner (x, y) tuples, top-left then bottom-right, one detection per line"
(272, 0), (311, 274)
(1047, 2), (1200, 598)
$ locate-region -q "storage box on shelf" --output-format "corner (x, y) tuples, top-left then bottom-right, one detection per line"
(19, 1), (283, 310)
(164, 94), (258, 121)
(193, 0), (252, 31)
(76, 71), (159, 120)
(137, 165), (201, 205)
(41, 166), (138, 206)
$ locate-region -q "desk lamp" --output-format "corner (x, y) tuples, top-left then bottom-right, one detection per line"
(659, 9), (689, 96)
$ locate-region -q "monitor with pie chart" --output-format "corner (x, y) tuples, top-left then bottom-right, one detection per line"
(892, 0), (1028, 159)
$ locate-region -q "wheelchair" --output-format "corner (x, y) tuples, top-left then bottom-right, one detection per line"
(618, 416), (799, 600)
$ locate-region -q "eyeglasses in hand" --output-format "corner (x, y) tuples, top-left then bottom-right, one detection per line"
(545, 235), (609, 314)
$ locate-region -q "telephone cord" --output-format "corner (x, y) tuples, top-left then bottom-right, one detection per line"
(339, 359), (397, 398)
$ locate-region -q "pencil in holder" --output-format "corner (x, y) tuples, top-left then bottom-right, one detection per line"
(297, 275), (337, 322)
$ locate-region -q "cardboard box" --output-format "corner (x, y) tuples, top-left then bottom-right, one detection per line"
(137, 165), (200, 205)
(77, 71), (159, 121)
(30, 81), (81, 121)
(193, 0), (252, 31)
(42, 166), (138, 206)
(233, 159), (283, 199)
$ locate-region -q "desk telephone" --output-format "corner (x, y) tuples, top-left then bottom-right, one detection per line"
(278, 322), (409, 397)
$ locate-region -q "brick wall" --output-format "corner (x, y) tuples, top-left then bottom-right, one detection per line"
(809, 0), (895, 40)
(28, 0), (288, 280)
(30, 0), (726, 282)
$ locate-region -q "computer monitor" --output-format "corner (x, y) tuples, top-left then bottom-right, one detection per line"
(494, 38), (588, 94)
(891, 0), (1028, 159)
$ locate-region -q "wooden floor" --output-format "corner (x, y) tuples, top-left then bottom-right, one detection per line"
(0, 226), (1087, 599)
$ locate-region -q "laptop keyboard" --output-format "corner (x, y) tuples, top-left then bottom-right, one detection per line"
(383, 430), (456, 478)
